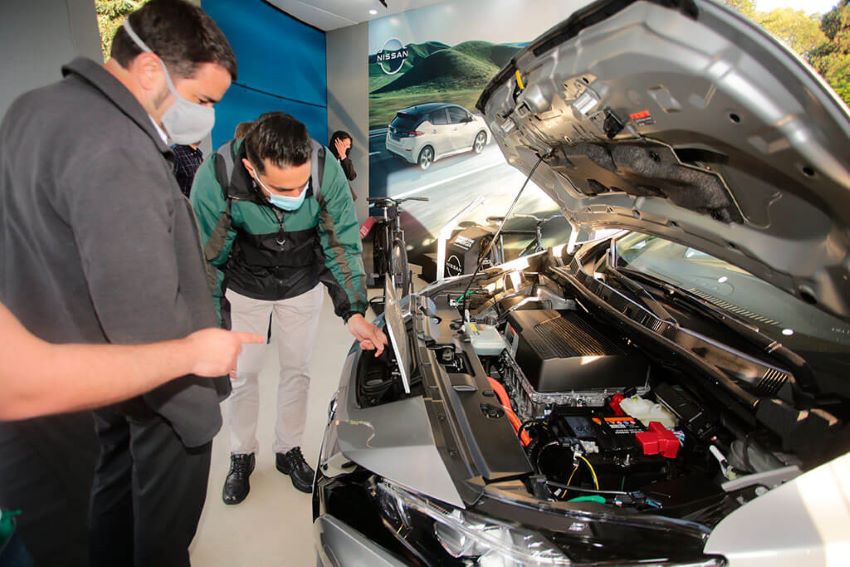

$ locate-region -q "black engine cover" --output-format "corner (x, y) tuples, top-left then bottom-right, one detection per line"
(505, 309), (648, 393)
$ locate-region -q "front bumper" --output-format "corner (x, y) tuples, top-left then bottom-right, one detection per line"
(314, 514), (405, 567)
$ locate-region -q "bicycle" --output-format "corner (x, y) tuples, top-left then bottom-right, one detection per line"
(362, 196), (429, 298)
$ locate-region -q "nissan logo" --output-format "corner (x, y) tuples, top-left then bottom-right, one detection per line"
(376, 38), (408, 75)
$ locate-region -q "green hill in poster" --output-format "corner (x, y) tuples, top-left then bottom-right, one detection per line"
(369, 41), (449, 91)
(373, 49), (500, 94)
(451, 40), (519, 68)
(406, 41), (451, 63)
(369, 40), (520, 128)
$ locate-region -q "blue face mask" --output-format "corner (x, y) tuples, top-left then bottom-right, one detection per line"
(268, 191), (307, 212)
(252, 171), (308, 211)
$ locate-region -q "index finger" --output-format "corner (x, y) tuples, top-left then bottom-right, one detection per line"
(372, 334), (385, 356)
(234, 332), (265, 344)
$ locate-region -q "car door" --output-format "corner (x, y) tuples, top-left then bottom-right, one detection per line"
(447, 106), (473, 151)
(426, 109), (451, 157)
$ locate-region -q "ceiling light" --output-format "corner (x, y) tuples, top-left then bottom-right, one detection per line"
(369, 9), (378, 15)
(782, 328), (794, 336)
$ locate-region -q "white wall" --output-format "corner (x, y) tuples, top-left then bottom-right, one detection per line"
(326, 22), (370, 223)
(0, 0), (101, 120)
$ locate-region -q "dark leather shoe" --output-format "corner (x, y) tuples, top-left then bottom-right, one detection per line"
(222, 453), (255, 505)
(275, 447), (315, 493)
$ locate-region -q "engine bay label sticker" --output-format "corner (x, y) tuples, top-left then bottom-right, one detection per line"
(629, 109), (655, 126)
(594, 416), (644, 435)
(453, 235), (475, 250)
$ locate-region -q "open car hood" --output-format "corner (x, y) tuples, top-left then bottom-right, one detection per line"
(478, 0), (850, 320)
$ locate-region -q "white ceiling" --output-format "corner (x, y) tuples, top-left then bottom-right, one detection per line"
(265, 0), (446, 31)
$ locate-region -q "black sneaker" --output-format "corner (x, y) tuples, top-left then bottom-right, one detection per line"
(222, 453), (255, 505)
(275, 447), (315, 493)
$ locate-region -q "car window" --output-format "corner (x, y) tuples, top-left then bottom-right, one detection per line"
(616, 233), (850, 355)
(429, 109), (449, 126)
(447, 107), (469, 124)
(391, 113), (420, 131)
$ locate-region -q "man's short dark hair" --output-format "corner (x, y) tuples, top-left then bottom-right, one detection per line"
(244, 113), (312, 174)
(111, 0), (237, 81)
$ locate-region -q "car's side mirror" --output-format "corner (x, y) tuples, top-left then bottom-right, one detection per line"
(462, 116), (473, 123)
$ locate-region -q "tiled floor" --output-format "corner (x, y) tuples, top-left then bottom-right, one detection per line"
(189, 293), (351, 567)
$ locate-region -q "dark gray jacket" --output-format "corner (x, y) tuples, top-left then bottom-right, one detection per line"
(0, 58), (229, 447)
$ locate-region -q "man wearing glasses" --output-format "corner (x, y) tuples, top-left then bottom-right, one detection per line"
(191, 112), (386, 504)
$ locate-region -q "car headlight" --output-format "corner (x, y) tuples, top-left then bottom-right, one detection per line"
(376, 480), (570, 565)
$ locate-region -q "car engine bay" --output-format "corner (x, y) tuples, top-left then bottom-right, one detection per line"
(354, 249), (849, 530)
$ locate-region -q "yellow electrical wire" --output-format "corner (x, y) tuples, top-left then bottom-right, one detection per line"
(577, 455), (600, 490)
(560, 464), (580, 500)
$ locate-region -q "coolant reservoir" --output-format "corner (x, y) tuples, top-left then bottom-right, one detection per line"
(465, 322), (507, 356)
(620, 395), (678, 429)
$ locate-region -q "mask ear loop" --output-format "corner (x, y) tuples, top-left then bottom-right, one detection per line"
(122, 19), (151, 53)
(122, 19), (180, 94)
(249, 168), (276, 201)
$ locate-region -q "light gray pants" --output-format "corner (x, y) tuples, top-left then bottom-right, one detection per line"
(225, 285), (324, 455)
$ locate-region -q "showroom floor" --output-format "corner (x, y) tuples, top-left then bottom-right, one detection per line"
(190, 277), (423, 566)
(189, 292), (348, 566)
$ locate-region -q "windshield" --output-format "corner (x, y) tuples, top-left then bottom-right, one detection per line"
(615, 233), (850, 357)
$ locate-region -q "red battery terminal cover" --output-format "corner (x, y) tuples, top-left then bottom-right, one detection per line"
(635, 422), (680, 458)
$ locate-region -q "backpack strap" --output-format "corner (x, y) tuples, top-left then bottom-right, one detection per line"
(310, 139), (325, 202)
(214, 140), (239, 202)
(216, 138), (325, 203)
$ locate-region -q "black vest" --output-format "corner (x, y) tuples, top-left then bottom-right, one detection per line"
(214, 140), (326, 302)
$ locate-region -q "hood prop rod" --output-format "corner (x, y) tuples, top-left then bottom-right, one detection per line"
(461, 154), (546, 317)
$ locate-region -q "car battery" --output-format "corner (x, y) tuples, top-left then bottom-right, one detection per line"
(548, 411), (671, 490)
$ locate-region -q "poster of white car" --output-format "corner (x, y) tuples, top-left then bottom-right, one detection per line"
(385, 103), (490, 170)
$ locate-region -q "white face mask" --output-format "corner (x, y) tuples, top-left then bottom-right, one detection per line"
(122, 20), (216, 145)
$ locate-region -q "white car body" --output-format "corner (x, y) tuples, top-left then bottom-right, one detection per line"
(385, 103), (490, 170)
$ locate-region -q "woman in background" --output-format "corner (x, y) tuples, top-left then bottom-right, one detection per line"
(330, 130), (357, 200)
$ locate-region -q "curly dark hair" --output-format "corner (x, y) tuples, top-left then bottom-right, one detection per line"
(244, 112), (312, 173)
(111, 0), (237, 80)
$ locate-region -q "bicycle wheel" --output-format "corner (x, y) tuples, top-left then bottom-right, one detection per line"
(390, 239), (410, 297)
(372, 227), (389, 283)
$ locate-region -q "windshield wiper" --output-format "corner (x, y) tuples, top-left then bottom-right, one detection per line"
(603, 238), (677, 324)
(617, 266), (814, 392)
(617, 266), (761, 333)
(602, 265), (677, 324)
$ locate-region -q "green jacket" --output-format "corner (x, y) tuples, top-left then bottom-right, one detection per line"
(191, 139), (367, 326)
